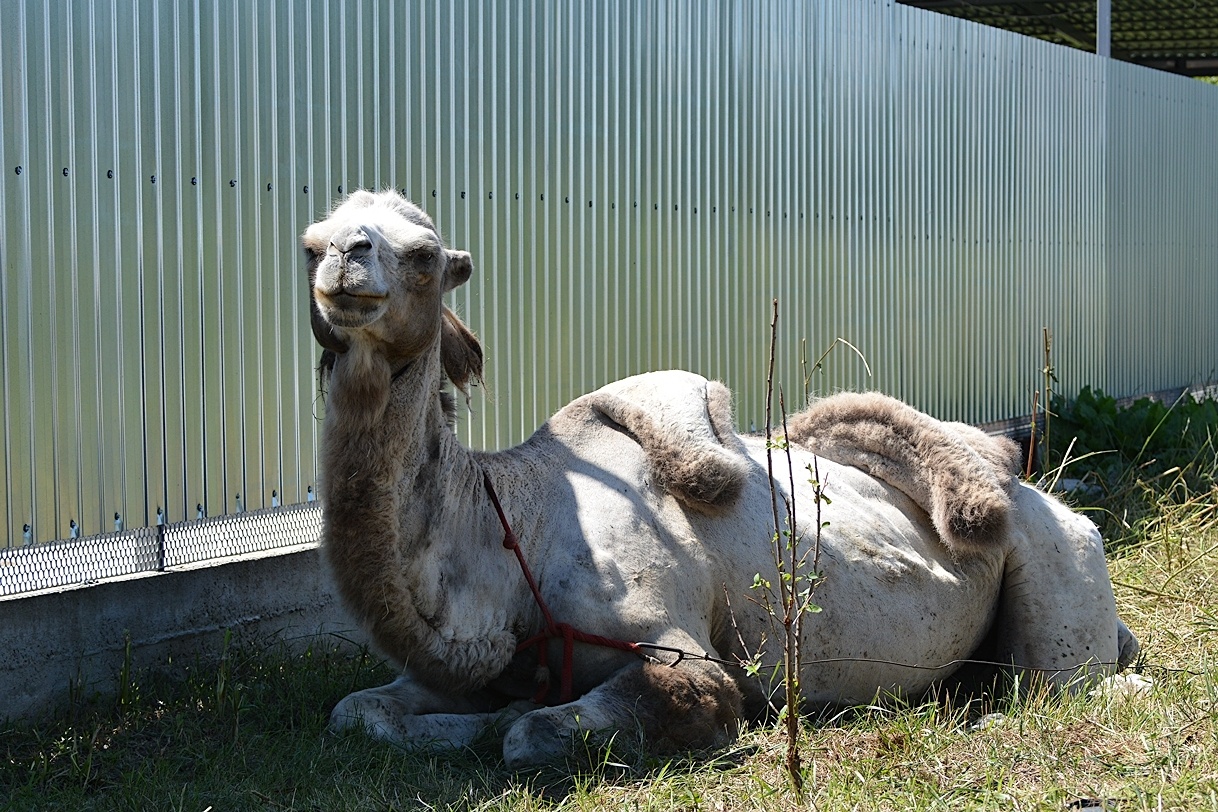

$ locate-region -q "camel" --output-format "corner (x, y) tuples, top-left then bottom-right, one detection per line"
(305, 189), (1138, 768)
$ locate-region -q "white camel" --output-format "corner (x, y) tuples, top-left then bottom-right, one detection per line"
(305, 190), (1138, 768)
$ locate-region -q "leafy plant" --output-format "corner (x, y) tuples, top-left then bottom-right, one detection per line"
(757, 300), (840, 794)
(1046, 384), (1218, 544)
(1049, 386), (1217, 482)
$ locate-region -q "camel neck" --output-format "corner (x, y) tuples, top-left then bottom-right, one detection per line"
(318, 343), (522, 691)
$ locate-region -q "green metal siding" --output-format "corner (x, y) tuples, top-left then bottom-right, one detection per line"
(1, 0), (1215, 546)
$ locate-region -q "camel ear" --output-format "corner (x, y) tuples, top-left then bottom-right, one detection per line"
(306, 246), (349, 354)
(443, 249), (473, 293)
(440, 306), (483, 392)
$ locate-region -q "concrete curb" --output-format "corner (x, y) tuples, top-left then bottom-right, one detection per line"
(1, 543), (367, 722)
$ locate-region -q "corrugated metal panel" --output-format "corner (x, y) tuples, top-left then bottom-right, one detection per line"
(1106, 65), (1218, 396)
(1, 0), (1216, 548)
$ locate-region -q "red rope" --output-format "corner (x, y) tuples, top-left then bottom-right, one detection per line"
(482, 471), (641, 704)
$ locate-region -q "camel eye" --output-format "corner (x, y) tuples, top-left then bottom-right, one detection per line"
(406, 248), (436, 265)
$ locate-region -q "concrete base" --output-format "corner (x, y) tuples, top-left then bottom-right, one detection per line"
(0, 543), (367, 722)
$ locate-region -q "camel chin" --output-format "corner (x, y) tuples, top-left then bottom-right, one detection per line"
(305, 189), (1139, 769)
(313, 293), (388, 328)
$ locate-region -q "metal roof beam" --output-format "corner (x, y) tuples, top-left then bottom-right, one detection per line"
(1010, 3), (1097, 49)
(1128, 56), (1218, 75)
(910, 0), (1065, 8)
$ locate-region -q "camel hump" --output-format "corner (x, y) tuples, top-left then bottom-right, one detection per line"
(786, 392), (1020, 552)
(585, 371), (750, 515)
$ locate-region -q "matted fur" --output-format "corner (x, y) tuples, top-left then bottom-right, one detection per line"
(612, 661), (742, 754)
(439, 306), (484, 395)
(787, 391), (1020, 551)
(587, 379), (749, 514)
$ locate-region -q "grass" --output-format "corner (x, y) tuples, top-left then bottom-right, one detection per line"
(4, 469), (1217, 810)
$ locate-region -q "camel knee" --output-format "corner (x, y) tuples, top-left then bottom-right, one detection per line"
(622, 661), (743, 753)
(329, 688), (413, 744)
(502, 661), (743, 768)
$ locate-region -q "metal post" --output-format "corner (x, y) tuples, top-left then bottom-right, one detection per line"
(156, 522), (166, 572)
(1096, 0), (1112, 57)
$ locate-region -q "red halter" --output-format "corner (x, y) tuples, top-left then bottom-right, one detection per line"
(481, 470), (641, 704)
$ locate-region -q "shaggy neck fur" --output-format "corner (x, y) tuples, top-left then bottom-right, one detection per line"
(319, 340), (522, 693)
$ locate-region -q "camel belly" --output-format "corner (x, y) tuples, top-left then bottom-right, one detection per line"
(713, 441), (1007, 704)
(526, 423), (1007, 705)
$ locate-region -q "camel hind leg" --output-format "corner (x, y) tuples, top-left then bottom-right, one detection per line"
(983, 484), (1131, 692)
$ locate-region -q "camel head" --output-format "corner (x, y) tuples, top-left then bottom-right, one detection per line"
(303, 190), (482, 389)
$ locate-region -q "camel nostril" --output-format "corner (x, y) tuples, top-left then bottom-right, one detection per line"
(332, 229), (373, 256)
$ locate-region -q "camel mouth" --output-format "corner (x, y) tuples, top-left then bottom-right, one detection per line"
(314, 290), (388, 327)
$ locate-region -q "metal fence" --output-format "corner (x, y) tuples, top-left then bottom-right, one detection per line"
(1, 0), (1216, 561)
(0, 503), (322, 597)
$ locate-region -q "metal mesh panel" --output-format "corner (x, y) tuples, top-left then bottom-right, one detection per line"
(0, 525), (161, 597)
(162, 504), (322, 568)
(0, 503), (321, 597)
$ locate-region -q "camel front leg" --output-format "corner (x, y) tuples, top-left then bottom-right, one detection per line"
(330, 673), (529, 751)
(501, 659), (743, 768)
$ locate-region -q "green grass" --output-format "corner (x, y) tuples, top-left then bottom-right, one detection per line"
(4, 475), (1217, 810)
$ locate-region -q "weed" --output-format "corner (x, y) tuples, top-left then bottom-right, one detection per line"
(1046, 384), (1218, 546)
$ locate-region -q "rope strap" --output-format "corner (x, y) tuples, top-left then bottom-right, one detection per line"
(482, 471), (641, 704)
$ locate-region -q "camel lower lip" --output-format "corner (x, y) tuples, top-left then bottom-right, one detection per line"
(316, 291), (387, 327)
(317, 291), (387, 308)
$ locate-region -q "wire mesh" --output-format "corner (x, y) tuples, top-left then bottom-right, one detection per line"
(0, 503), (321, 597)
(163, 503), (322, 568)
